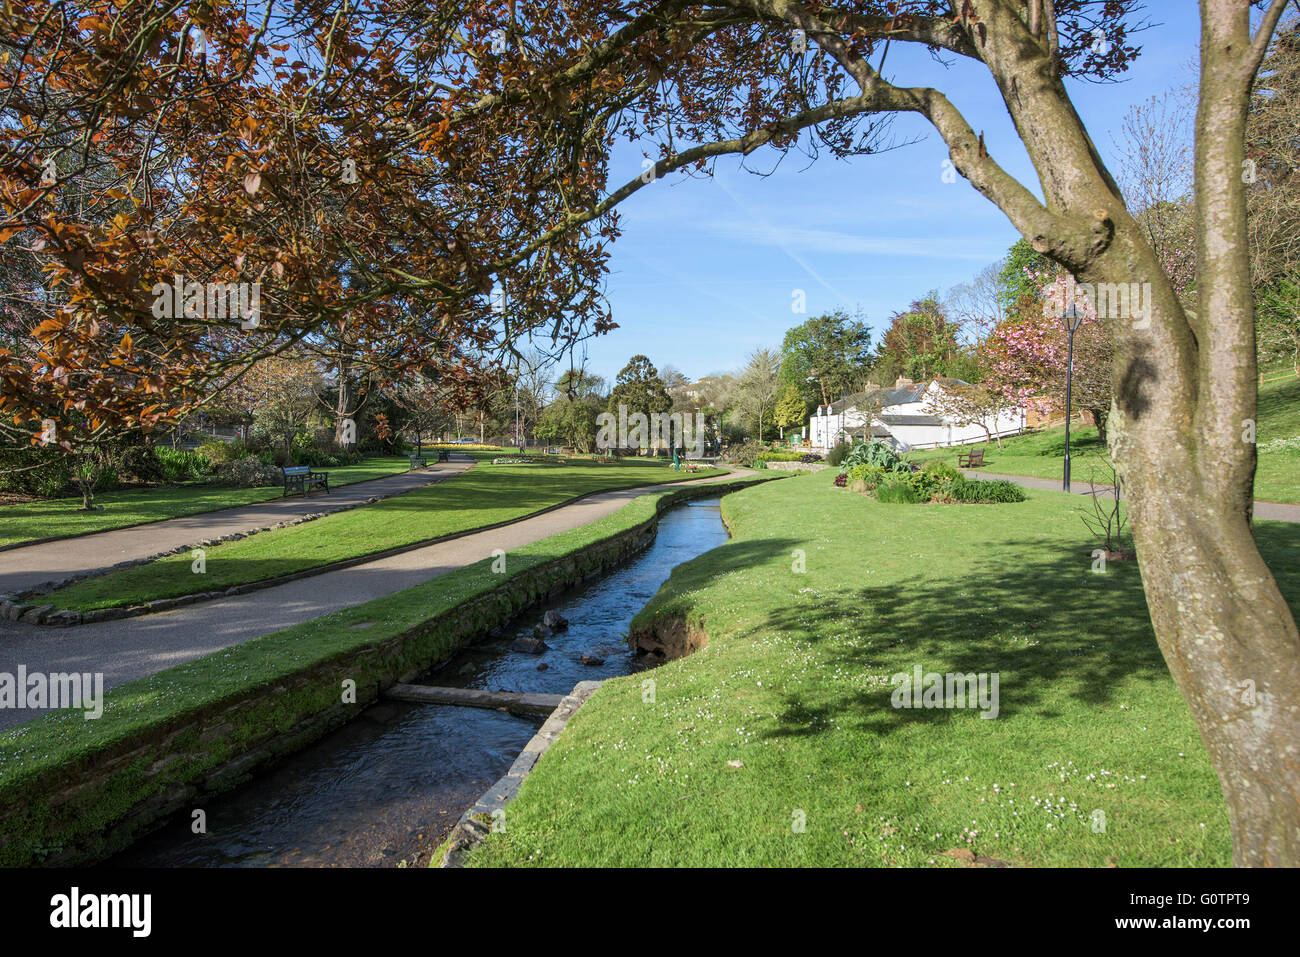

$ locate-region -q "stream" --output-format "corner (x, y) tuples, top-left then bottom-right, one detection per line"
(109, 497), (727, 868)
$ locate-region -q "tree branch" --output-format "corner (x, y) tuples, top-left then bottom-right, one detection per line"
(1248, 0), (1293, 79)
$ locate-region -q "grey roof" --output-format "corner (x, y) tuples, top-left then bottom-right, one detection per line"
(826, 386), (922, 413)
(879, 413), (943, 426)
(875, 387), (923, 407)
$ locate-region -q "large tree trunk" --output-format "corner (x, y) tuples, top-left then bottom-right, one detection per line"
(966, 0), (1300, 864)
(1123, 5), (1298, 864)
(1106, 267), (1300, 866)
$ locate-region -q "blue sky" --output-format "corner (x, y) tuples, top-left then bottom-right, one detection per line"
(573, 0), (1199, 384)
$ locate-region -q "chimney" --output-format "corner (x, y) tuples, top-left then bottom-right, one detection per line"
(895, 376), (914, 389)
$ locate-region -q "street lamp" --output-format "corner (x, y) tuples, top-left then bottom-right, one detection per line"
(1061, 303), (1084, 493)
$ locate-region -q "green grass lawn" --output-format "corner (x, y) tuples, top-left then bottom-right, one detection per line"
(44, 459), (724, 612)
(0, 456), (416, 549)
(906, 374), (1300, 504)
(462, 470), (1300, 867)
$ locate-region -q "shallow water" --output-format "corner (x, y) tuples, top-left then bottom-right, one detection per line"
(110, 498), (726, 868)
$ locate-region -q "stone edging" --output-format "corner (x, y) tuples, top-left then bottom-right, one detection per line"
(0, 468), (735, 629)
(760, 461), (829, 472)
(438, 679), (604, 868)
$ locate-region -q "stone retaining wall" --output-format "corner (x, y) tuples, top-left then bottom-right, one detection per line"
(761, 461), (829, 472)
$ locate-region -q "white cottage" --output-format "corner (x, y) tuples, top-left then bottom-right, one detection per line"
(807, 378), (1025, 453)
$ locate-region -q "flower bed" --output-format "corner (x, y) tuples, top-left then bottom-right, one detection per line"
(835, 445), (1026, 505)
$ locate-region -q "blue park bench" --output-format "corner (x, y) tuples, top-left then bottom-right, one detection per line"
(282, 465), (329, 497)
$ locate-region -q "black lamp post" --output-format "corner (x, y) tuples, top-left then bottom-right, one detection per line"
(1061, 303), (1083, 493)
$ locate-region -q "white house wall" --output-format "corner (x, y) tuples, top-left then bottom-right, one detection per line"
(807, 393), (1026, 451)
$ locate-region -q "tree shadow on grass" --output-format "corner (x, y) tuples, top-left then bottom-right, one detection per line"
(754, 520), (1300, 742)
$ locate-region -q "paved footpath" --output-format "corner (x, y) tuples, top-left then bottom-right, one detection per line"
(0, 469), (749, 729)
(0, 458), (475, 595)
(964, 469), (1300, 523)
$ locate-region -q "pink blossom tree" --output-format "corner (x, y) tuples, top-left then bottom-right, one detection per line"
(982, 271), (1115, 443)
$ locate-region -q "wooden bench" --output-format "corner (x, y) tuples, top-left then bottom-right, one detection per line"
(435, 449), (449, 462)
(282, 465), (329, 496)
(408, 453), (428, 469)
(958, 448), (985, 469)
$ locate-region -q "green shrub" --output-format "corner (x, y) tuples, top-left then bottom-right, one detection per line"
(197, 440), (248, 469)
(729, 440), (766, 468)
(92, 466), (119, 491)
(844, 440), (909, 472)
(826, 441), (852, 467)
(0, 449), (72, 498)
(875, 474), (923, 504)
(921, 459), (962, 483)
(158, 448), (209, 483)
(949, 477), (1027, 503)
(114, 445), (164, 484)
(35, 468), (71, 498)
(846, 463), (887, 489)
(755, 451), (804, 463)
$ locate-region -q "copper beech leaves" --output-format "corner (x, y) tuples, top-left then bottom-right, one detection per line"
(0, 0), (618, 451)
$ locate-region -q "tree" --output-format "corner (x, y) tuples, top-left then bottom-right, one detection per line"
(945, 261), (1007, 345)
(556, 367), (607, 402)
(1257, 268), (1300, 374)
(775, 384), (808, 439)
(1109, 93), (1198, 307)
(878, 294), (968, 381)
(607, 355), (672, 450)
(0, 1), (617, 460)
(536, 394), (602, 451)
(735, 348), (781, 442)
(468, 0), (1299, 863)
(234, 354), (322, 458)
(779, 309), (873, 406)
(1247, 17), (1300, 289)
(982, 271), (1115, 443)
(997, 239), (1056, 317)
(8, 0), (1300, 865)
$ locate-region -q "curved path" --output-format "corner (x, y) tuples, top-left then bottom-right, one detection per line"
(0, 468), (751, 730)
(963, 469), (1300, 523)
(0, 458), (475, 595)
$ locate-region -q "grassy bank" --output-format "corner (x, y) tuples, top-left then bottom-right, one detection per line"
(43, 460), (723, 612)
(462, 470), (1300, 867)
(0, 455), (415, 548)
(0, 474), (776, 865)
(906, 374), (1300, 504)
